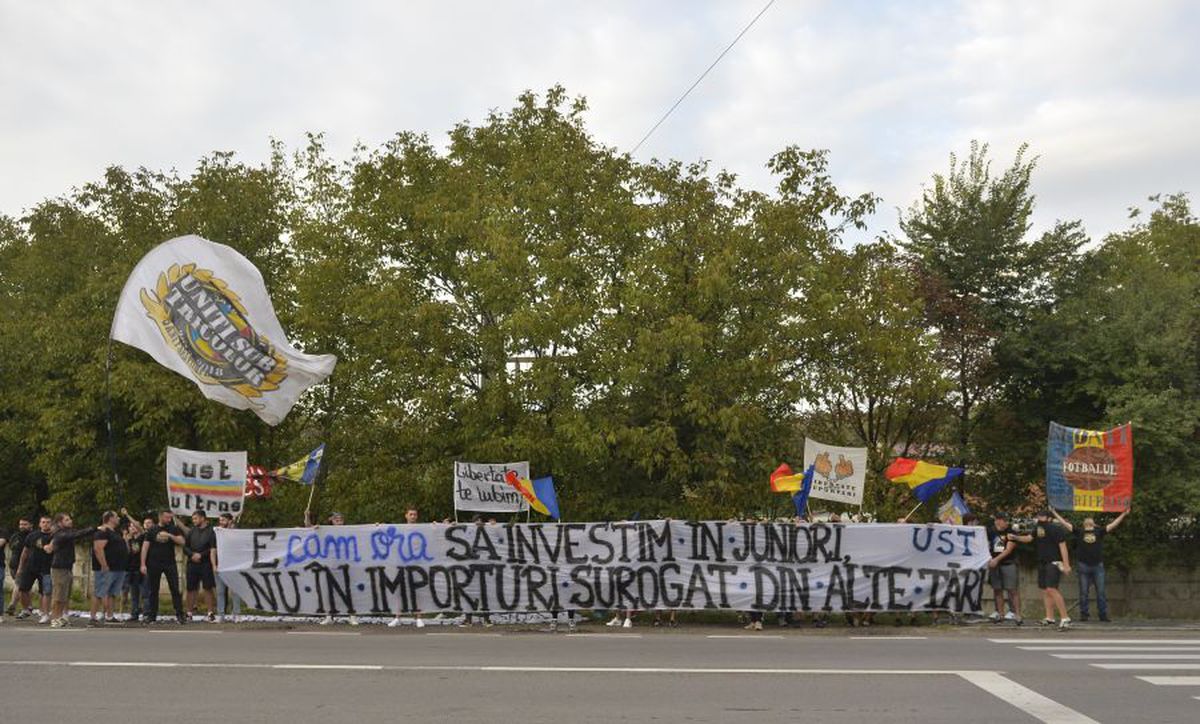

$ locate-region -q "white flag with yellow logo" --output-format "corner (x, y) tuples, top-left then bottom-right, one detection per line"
(111, 235), (337, 425)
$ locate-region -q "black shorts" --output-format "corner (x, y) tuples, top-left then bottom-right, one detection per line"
(186, 561), (216, 591)
(17, 568), (48, 593)
(1037, 561), (1063, 590)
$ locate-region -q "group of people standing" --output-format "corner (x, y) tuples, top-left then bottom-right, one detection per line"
(0, 508), (242, 627)
(1, 505), (1130, 629)
(986, 507), (1129, 630)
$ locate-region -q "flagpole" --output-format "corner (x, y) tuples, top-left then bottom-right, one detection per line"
(900, 501), (923, 522)
(304, 478), (317, 524)
(104, 338), (125, 509)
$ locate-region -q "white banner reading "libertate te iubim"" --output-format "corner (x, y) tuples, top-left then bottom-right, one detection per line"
(216, 521), (989, 616)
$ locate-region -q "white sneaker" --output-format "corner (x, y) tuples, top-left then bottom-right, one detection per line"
(1003, 611), (1016, 621)
(1058, 617), (1072, 631)
(622, 617), (632, 629)
(433, 613), (445, 621)
(229, 615), (239, 624)
(606, 615), (622, 627)
(416, 617), (426, 629)
(388, 617), (402, 628)
(38, 614), (50, 625)
(319, 615), (334, 626)
(348, 615), (360, 626)
(988, 612), (1000, 622)
(50, 618), (64, 628)
(568, 618), (577, 632)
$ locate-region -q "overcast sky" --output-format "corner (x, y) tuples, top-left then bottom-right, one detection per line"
(2, 0), (1197, 241)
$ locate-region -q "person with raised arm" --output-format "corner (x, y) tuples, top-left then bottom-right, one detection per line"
(1024, 509), (1072, 630)
(44, 512), (98, 628)
(1053, 506), (1129, 622)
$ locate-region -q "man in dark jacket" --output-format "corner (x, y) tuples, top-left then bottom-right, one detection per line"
(44, 512), (97, 627)
(140, 510), (187, 625)
(5, 517), (32, 616)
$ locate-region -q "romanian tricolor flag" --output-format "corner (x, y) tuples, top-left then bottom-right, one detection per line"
(505, 470), (561, 520)
(770, 463), (806, 493)
(884, 458), (964, 503)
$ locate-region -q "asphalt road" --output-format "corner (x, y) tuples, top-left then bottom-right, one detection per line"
(2, 619), (1199, 723)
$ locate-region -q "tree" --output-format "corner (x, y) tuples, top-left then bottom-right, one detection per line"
(897, 141), (1083, 489)
(799, 240), (951, 519)
(999, 194), (1200, 562)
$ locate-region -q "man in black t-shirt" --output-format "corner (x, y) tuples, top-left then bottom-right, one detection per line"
(16, 516), (54, 623)
(182, 511), (217, 622)
(985, 513), (1023, 625)
(1029, 510), (1072, 630)
(1054, 507), (1129, 622)
(5, 517), (32, 616)
(141, 510), (187, 625)
(126, 516), (153, 622)
(0, 520), (8, 622)
(88, 511), (131, 626)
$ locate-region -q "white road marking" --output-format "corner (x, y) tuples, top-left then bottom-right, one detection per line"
(707, 635), (784, 639)
(148, 629), (223, 634)
(1136, 676), (1200, 686)
(426, 633), (502, 637)
(991, 638), (1200, 645)
(274, 664), (384, 670)
(1019, 646), (1200, 652)
(959, 671), (1100, 724)
(850, 636), (927, 640)
(286, 631), (362, 636)
(1053, 654), (1200, 660)
(1092, 663), (1200, 670)
(0, 660), (962, 675)
(564, 633), (643, 639)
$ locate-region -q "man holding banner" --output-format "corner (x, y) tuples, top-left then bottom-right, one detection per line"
(1053, 507), (1130, 622)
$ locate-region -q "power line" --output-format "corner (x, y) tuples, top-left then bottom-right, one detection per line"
(629, 0), (777, 155)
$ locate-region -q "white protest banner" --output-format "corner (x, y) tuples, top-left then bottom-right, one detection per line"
(803, 438), (868, 505)
(453, 461), (530, 513)
(166, 446), (247, 518)
(216, 520), (989, 617)
(111, 235), (337, 426)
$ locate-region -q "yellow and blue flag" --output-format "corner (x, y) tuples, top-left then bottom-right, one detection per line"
(884, 457), (963, 503)
(273, 443), (325, 485)
(505, 471), (561, 520)
(937, 491), (971, 524)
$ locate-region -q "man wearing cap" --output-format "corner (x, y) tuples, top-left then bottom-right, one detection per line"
(1053, 507), (1129, 622)
(985, 512), (1023, 625)
(1030, 509), (1072, 630)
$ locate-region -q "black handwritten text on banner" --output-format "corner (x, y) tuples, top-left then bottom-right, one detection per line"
(215, 521), (988, 616)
